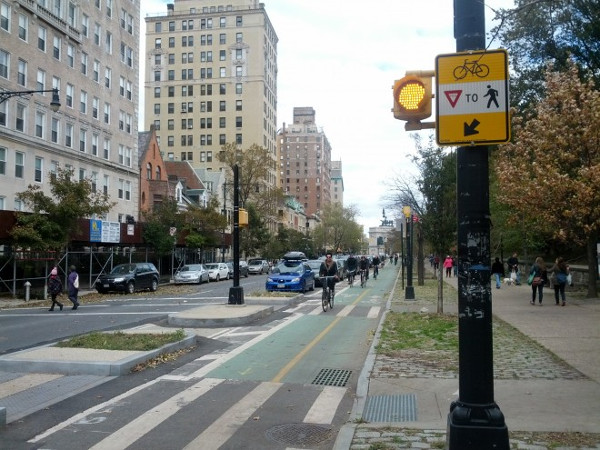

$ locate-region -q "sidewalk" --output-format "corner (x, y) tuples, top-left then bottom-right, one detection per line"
(343, 268), (600, 448)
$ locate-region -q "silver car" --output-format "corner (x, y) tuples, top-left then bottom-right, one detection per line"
(173, 264), (209, 284)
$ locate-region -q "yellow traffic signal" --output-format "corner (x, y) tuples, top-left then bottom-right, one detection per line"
(392, 74), (433, 124)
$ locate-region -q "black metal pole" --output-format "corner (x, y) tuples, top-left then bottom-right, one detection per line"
(447, 0), (509, 447)
(401, 222), (405, 290)
(228, 165), (244, 305)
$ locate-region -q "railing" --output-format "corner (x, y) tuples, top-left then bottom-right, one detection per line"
(16, 0), (81, 43)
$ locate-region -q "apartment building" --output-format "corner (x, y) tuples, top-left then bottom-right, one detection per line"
(143, 0), (278, 190)
(277, 107), (333, 218)
(331, 160), (343, 206)
(0, 0), (140, 223)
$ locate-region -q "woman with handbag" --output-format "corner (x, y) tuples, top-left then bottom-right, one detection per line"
(529, 257), (547, 306)
(549, 257), (569, 306)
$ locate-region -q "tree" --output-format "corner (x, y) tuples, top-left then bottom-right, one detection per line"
(312, 204), (363, 254)
(142, 199), (183, 259)
(182, 197), (228, 257)
(495, 62), (600, 297)
(385, 135), (457, 312)
(11, 167), (113, 250)
(492, 0), (600, 108)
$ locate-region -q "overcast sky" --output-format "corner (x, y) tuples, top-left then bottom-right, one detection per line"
(140, 0), (513, 233)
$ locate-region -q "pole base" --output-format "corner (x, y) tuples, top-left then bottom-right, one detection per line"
(405, 285), (415, 300)
(228, 286), (245, 305)
(446, 401), (509, 449)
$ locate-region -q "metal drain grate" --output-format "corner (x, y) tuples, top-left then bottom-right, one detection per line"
(363, 394), (417, 422)
(311, 368), (352, 387)
(265, 423), (332, 446)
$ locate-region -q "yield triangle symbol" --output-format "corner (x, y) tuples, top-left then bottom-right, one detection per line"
(445, 90), (462, 108)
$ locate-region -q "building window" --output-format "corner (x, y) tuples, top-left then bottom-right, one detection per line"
(236, 117), (242, 128)
(236, 16), (243, 26)
(103, 139), (110, 159)
(15, 151), (24, 178)
(17, 59), (27, 86)
(206, 151), (212, 162)
(38, 27), (47, 51)
(80, 91), (87, 114)
(92, 97), (99, 119)
(15, 103), (25, 132)
(35, 111), (45, 138)
(103, 175), (109, 196)
(51, 117), (59, 143)
(53, 36), (61, 60)
(34, 157), (43, 182)
(65, 123), (73, 147)
(18, 14), (28, 41)
(155, 166), (161, 180)
(80, 129), (87, 152)
(92, 133), (98, 156)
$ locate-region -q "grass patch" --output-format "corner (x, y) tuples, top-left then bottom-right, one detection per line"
(377, 312), (458, 356)
(56, 329), (186, 351)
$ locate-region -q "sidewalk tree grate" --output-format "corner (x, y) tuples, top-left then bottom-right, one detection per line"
(311, 368), (352, 387)
(265, 423), (332, 446)
(363, 394), (417, 422)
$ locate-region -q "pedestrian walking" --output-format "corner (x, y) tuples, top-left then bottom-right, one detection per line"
(507, 252), (521, 285)
(549, 257), (569, 306)
(492, 257), (504, 289)
(67, 265), (80, 310)
(529, 257), (547, 306)
(47, 267), (64, 311)
(443, 255), (453, 278)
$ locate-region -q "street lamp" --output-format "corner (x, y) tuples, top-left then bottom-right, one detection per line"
(0, 88), (61, 112)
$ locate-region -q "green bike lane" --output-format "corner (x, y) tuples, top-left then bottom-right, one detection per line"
(205, 264), (398, 386)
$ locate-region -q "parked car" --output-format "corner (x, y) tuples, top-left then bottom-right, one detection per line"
(306, 259), (325, 287)
(248, 259), (270, 274)
(173, 264), (209, 284)
(266, 259), (315, 293)
(205, 263), (229, 281)
(95, 262), (159, 294)
(225, 261), (250, 278)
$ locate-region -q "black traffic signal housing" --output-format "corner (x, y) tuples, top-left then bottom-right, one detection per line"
(392, 72), (434, 131)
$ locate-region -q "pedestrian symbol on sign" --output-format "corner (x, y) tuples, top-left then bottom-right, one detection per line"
(484, 85), (499, 108)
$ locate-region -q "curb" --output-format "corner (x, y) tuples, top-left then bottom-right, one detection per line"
(0, 332), (196, 376)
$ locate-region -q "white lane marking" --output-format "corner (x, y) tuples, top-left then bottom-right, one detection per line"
(367, 306), (381, 319)
(0, 373), (63, 397)
(89, 378), (224, 450)
(183, 382), (281, 450)
(28, 377), (162, 443)
(303, 386), (346, 424)
(337, 305), (354, 317)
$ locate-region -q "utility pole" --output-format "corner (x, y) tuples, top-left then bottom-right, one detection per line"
(228, 165), (244, 305)
(446, 0), (509, 448)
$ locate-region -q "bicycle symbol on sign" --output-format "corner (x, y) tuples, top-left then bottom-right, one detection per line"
(453, 58), (490, 80)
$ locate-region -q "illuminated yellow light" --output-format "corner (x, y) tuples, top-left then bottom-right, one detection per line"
(397, 82), (425, 110)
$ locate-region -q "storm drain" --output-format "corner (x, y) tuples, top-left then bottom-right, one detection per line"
(363, 394), (417, 422)
(265, 423), (332, 446)
(311, 368), (352, 387)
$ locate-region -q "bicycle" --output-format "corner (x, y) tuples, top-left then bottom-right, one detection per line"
(453, 58), (490, 80)
(359, 269), (367, 288)
(319, 276), (336, 312)
(347, 270), (356, 287)
(373, 264), (379, 279)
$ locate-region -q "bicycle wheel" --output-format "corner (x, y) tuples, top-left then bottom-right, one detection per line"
(329, 290), (334, 309)
(475, 63), (489, 78)
(453, 65), (468, 80)
(322, 289), (329, 312)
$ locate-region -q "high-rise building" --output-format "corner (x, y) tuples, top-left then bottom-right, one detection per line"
(0, 0), (140, 222)
(331, 160), (344, 206)
(277, 107), (333, 218)
(143, 0), (278, 190)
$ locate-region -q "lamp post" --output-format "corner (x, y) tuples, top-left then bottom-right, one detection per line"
(0, 88), (61, 112)
(402, 206), (415, 300)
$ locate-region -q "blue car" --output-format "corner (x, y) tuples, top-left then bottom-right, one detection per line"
(266, 259), (315, 293)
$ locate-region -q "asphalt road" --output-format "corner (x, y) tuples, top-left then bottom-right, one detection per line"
(0, 267), (396, 449)
(0, 274), (267, 354)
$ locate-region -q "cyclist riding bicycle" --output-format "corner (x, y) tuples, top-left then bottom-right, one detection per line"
(346, 254), (358, 283)
(319, 252), (339, 295)
(372, 255), (381, 278)
(359, 255), (369, 279)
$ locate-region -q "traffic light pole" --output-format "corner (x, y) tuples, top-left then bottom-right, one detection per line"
(446, 0), (509, 448)
(228, 164), (244, 305)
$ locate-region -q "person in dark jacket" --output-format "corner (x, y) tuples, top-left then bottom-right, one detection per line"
(47, 267), (64, 311)
(67, 265), (80, 310)
(491, 257), (505, 289)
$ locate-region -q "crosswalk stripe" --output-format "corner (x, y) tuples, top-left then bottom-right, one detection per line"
(0, 373), (62, 398)
(183, 382), (281, 449)
(337, 305), (354, 317)
(89, 378), (224, 450)
(368, 306), (381, 319)
(303, 386), (346, 424)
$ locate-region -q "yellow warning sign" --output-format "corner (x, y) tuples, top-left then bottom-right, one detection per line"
(435, 49), (510, 146)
